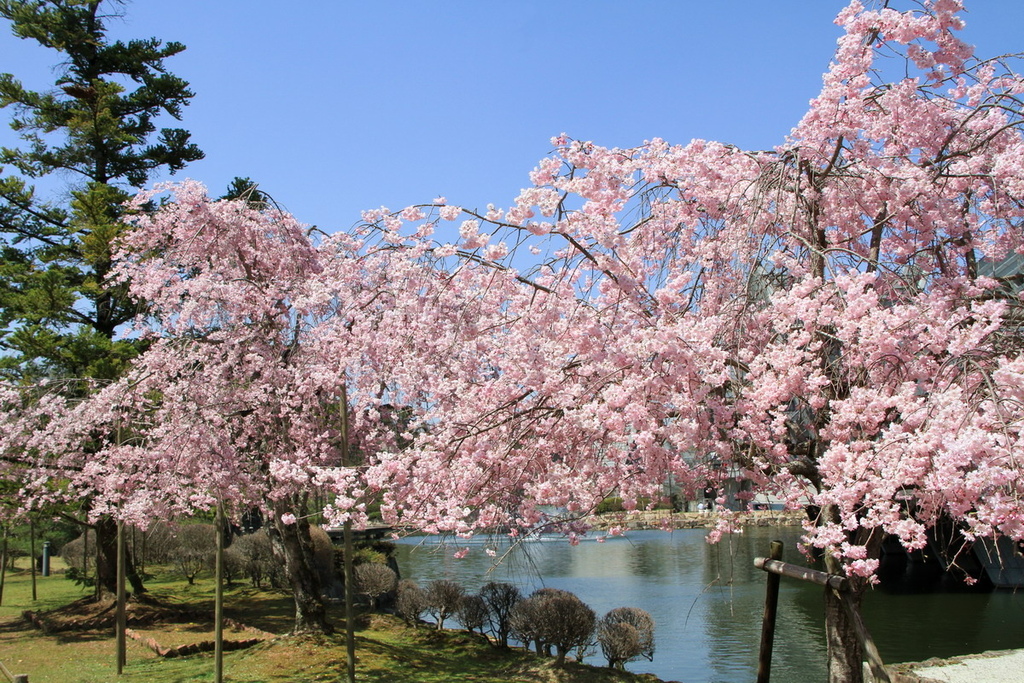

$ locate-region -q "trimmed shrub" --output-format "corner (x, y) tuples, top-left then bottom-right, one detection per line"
(395, 579), (427, 626)
(171, 523), (216, 585)
(512, 589), (595, 666)
(457, 594), (489, 634)
(480, 581), (521, 647)
(354, 562), (397, 611)
(232, 529), (281, 589)
(308, 525), (335, 587)
(425, 579), (464, 630)
(597, 606), (655, 669)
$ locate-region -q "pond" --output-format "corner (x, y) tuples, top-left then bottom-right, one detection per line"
(393, 526), (1024, 683)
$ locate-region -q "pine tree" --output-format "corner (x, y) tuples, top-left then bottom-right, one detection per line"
(0, 0), (202, 596)
(0, 0), (203, 384)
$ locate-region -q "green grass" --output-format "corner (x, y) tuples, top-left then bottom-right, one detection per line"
(0, 557), (92, 617)
(0, 567), (661, 683)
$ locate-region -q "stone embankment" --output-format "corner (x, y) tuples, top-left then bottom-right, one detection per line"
(588, 508), (805, 531)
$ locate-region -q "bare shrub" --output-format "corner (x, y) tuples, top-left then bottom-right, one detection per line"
(59, 534), (93, 574)
(232, 529), (280, 589)
(425, 579), (464, 630)
(514, 588), (596, 666)
(221, 545), (246, 586)
(597, 606), (655, 669)
(308, 525), (335, 586)
(457, 594), (488, 634)
(395, 579), (427, 626)
(171, 523), (216, 585)
(510, 593), (545, 654)
(480, 581), (520, 647)
(138, 520), (176, 566)
(354, 562), (397, 611)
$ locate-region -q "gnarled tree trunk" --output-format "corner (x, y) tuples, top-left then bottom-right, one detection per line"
(269, 500), (331, 634)
(95, 515), (145, 598)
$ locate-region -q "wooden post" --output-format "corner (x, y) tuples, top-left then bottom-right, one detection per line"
(1, 660), (30, 682)
(754, 557), (848, 591)
(341, 384), (356, 683)
(94, 524), (102, 602)
(82, 526), (89, 583)
(116, 520), (126, 674)
(0, 525), (8, 607)
(214, 503), (225, 683)
(756, 540), (784, 683)
(29, 518), (36, 602)
(344, 520), (356, 683)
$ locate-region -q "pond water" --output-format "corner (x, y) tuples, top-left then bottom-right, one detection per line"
(393, 527), (1024, 683)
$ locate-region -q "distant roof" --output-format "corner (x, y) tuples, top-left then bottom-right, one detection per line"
(979, 252), (1024, 278)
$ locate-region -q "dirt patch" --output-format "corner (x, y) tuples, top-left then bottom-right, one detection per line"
(23, 596), (207, 634)
(22, 596), (273, 659)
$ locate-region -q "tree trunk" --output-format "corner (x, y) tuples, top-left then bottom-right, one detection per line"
(823, 578), (866, 683)
(820, 506), (884, 683)
(269, 503), (331, 635)
(94, 515), (146, 597)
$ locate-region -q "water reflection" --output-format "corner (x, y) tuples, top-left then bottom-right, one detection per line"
(394, 527), (1023, 683)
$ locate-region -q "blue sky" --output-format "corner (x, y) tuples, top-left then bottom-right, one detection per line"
(3, 1), (1023, 233)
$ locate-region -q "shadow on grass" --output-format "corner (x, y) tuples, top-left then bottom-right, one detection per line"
(0, 619), (29, 633)
(348, 619), (540, 683)
(55, 629), (110, 644)
(223, 587), (296, 634)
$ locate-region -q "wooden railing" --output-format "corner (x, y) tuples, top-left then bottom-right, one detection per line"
(755, 541), (890, 683)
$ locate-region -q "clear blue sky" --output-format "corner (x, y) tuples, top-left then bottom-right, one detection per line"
(3, 1), (1023, 233)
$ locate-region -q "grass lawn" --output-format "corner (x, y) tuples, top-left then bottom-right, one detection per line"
(0, 563), (662, 683)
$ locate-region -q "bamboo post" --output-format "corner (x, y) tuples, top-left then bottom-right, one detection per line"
(756, 540), (784, 683)
(214, 502), (225, 683)
(116, 520), (126, 674)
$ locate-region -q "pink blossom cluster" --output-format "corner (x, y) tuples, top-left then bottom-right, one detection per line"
(3, 1), (1024, 583)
